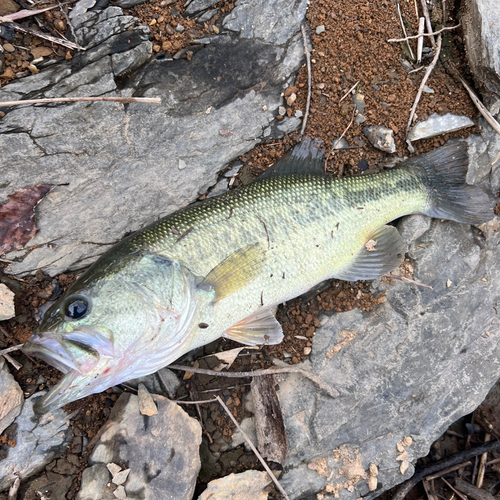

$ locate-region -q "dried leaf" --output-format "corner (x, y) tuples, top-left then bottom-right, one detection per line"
(205, 346), (258, 371)
(0, 4), (59, 21)
(0, 184), (53, 254)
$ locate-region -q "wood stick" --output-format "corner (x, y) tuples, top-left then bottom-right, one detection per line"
(7, 477), (20, 500)
(0, 345), (24, 356)
(334, 108), (357, 179)
(3, 353), (21, 370)
(383, 273), (433, 290)
(442, 478), (468, 500)
(425, 461), (472, 481)
(476, 433), (490, 488)
(423, 478), (439, 500)
(455, 479), (495, 500)
(397, 2), (415, 61)
(0, 97), (161, 107)
(485, 457), (500, 466)
(388, 24), (460, 42)
(417, 17), (425, 63)
(216, 395), (291, 500)
(391, 440), (500, 500)
(406, 35), (442, 153)
(420, 0), (436, 48)
(168, 364), (339, 398)
(300, 25), (311, 137)
(339, 80), (360, 103)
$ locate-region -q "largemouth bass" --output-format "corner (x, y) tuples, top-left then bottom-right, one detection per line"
(23, 139), (492, 414)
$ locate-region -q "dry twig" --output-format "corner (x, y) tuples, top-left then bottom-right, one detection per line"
(0, 97), (161, 107)
(7, 477), (20, 500)
(339, 80), (360, 103)
(388, 24), (460, 42)
(476, 433), (490, 488)
(334, 108), (357, 179)
(406, 35), (442, 153)
(425, 461), (472, 481)
(168, 364), (339, 398)
(396, 3), (415, 61)
(391, 440), (500, 500)
(420, 0), (436, 48)
(383, 273), (433, 290)
(442, 478), (468, 500)
(455, 478), (495, 500)
(0, 345), (24, 356)
(3, 353), (21, 370)
(0, 19), (83, 50)
(300, 25), (311, 136)
(216, 395), (291, 500)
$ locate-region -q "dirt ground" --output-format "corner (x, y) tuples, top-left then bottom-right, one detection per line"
(1, 0), (499, 498)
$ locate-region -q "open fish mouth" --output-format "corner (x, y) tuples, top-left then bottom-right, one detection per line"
(22, 334), (79, 374)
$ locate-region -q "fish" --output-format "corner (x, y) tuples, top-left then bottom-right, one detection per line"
(22, 138), (492, 414)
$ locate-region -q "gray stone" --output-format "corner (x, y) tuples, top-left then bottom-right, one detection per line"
(0, 391), (72, 492)
(185, 0), (219, 15)
(277, 116), (301, 134)
(278, 210), (500, 499)
(363, 125), (396, 153)
(114, 0), (148, 8)
(126, 367), (181, 396)
(76, 464), (115, 500)
(463, 0), (500, 110)
(315, 25), (325, 35)
(68, 0), (96, 20)
(198, 470), (272, 500)
(231, 417), (257, 451)
(223, 0), (308, 46)
(0, 1), (307, 276)
(197, 7), (219, 23)
(0, 358), (23, 434)
(207, 178), (229, 198)
(224, 162), (243, 177)
(87, 393), (202, 499)
(466, 133), (492, 186)
(408, 113), (475, 141)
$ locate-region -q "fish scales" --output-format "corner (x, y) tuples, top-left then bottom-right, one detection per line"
(23, 140), (492, 413)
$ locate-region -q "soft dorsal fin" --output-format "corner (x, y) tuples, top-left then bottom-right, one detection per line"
(199, 243), (266, 302)
(335, 225), (405, 281)
(223, 308), (283, 346)
(258, 136), (325, 179)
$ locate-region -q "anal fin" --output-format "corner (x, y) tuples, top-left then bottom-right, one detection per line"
(336, 225), (405, 281)
(223, 308), (283, 346)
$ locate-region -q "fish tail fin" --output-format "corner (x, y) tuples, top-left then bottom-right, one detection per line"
(408, 141), (493, 224)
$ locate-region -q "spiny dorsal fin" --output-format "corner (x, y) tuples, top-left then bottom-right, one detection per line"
(223, 308), (283, 346)
(258, 137), (325, 179)
(199, 243), (266, 302)
(335, 225), (405, 281)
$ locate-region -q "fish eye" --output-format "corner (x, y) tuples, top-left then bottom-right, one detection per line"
(65, 297), (89, 320)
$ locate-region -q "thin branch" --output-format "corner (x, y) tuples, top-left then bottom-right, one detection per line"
(216, 395), (291, 500)
(3, 353), (21, 370)
(417, 17), (425, 63)
(300, 24), (311, 137)
(334, 108), (357, 179)
(0, 97), (161, 107)
(476, 433), (490, 488)
(420, 0), (436, 48)
(383, 273), (433, 290)
(339, 80), (360, 103)
(175, 398), (218, 405)
(56, 0), (79, 47)
(443, 61), (500, 140)
(168, 364), (339, 398)
(441, 478), (468, 500)
(397, 2), (415, 61)
(0, 19), (84, 50)
(391, 440), (500, 500)
(406, 35), (442, 153)
(0, 344), (24, 356)
(388, 24), (460, 42)
(425, 461), (472, 481)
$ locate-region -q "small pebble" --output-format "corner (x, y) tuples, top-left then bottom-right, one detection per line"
(315, 25), (325, 35)
(286, 93), (297, 106)
(3, 43), (15, 53)
(295, 110), (303, 118)
(138, 383), (158, 416)
(113, 485), (127, 499)
(107, 463), (121, 476)
(112, 469), (130, 485)
(278, 106), (286, 116)
(176, 23), (185, 33)
(304, 347), (312, 355)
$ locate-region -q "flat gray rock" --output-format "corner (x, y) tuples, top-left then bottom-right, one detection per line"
(0, 0), (307, 276)
(463, 0), (500, 112)
(84, 393), (202, 499)
(185, 0), (219, 15)
(76, 464), (115, 500)
(278, 206), (500, 499)
(408, 112), (474, 141)
(0, 357), (23, 435)
(0, 391), (72, 492)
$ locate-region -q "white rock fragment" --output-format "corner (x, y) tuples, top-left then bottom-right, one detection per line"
(107, 463), (121, 476)
(408, 113), (474, 141)
(113, 484), (127, 499)
(178, 159), (187, 170)
(316, 25), (325, 34)
(138, 383), (158, 416)
(363, 126), (396, 153)
(112, 468), (130, 485)
(199, 470), (272, 500)
(0, 357), (24, 434)
(0, 284), (15, 321)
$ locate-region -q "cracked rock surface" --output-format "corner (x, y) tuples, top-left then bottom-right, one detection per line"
(78, 393), (202, 500)
(0, 0), (306, 276)
(0, 391), (72, 491)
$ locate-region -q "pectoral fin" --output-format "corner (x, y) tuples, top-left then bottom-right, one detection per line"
(336, 225), (405, 281)
(200, 243), (265, 302)
(223, 308), (283, 346)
